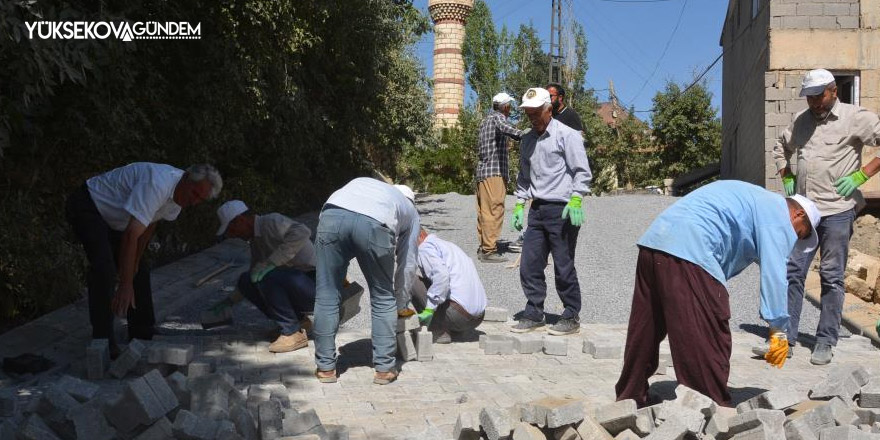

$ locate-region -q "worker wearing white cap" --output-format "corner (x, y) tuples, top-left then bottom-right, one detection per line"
(475, 92), (525, 263)
(510, 87), (592, 336)
(616, 180), (821, 407)
(312, 177), (420, 385)
(772, 68), (880, 365)
(210, 200), (317, 353)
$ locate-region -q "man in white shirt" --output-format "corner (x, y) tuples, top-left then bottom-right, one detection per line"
(66, 163), (222, 354)
(312, 178), (420, 385)
(412, 228), (487, 343)
(210, 200), (317, 353)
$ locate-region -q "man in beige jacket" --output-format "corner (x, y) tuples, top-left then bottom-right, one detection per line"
(773, 68), (880, 365)
(211, 200), (317, 353)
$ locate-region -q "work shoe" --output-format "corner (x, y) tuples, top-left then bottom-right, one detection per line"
(373, 369), (399, 385)
(268, 330), (308, 353)
(811, 343), (833, 365)
(478, 251), (508, 263)
(548, 317), (581, 336)
(510, 318), (545, 333)
(315, 369), (337, 383)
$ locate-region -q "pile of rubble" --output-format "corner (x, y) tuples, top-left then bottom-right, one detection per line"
(453, 365), (880, 440)
(1, 338), (348, 440)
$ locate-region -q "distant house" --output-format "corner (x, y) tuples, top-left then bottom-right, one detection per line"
(719, 0), (880, 195)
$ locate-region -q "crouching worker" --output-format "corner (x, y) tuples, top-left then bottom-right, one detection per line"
(412, 228), (487, 343)
(615, 180), (821, 407)
(210, 200), (316, 353)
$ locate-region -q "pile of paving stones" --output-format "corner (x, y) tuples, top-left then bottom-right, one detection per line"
(397, 315), (434, 362)
(452, 365), (880, 440)
(1, 338), (349, 440)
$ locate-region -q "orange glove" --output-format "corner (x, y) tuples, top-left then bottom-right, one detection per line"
(764, 328), (788, 368)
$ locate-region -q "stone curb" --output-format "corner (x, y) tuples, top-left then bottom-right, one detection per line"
(805, 271), (880, 346)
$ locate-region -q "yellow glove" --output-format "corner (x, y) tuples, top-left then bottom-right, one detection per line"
(764, 328), (788, 368)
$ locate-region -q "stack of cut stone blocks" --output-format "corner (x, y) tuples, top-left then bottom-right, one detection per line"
(396, 315), (433, 362)
(3, 338), (353, 440)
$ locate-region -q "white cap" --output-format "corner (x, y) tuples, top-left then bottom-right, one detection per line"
(799, 69), (835, 97)
(492, 92), (515, 105)
(789, 194), (821, 253)
(519, 87), (551, 108)
(393, 184), (415, 202)
(216, 200), (248, 236)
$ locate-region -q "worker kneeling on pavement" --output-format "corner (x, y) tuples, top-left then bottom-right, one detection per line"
(615, 180), (821, 407)
(212, 200), (317, 354)
(411, 228), (487, 343)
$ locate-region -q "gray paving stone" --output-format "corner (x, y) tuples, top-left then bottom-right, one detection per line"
(737, 389), (802, 412)
(18, 414), (62, 440)
(0, 390), (14, 418)
(416, 328), (434, 361)
(109, 339), (146, 378)
(189, 373), (234, 420)
(282, 408), (323, 436)
(633, 406), (654, 436)
(542, 337), (567, 356)
(614, 429), (639, 440)
(575, 414), (613, 439)
(552, 426), (579, 440)
(485, 337), (514, 355)
(582, 331), (623, 360)
(785, 417), (820, 440)
(520, 397), (584, 428)
(163, 344), (195, 366)
(397, 330), (417, 361)
(480, 407), (513, 440)
(396, 316), (420, 333)
(143, 369), (179, 415)
(862, 382), (880, 408)
(56, 375), (99, 403)
(132, 417), (173, 440)
(594, 399), (637, 436)
(484, 307), (509, 322)
(147, 342), (167, 364)
(512, 421), (546, 440)
(643, 414), (687, 440)
(856, 408), (880, 425)
(454, 411), (480, 440)
(70, 400), (116, 440)
(818, 425), (880, 439)
(187, 359), (214, 378)
(673, 384), (717, 418)
(705, 410), (730, 439)
(656, 403), (705, 434)
(726, 409), (785, 438)
(129, 375), (170, 423)
(511, 334), (543, 354)
(828, 396), (860, 426)
(36, 384), (79, 419)
(259, 400), (284, 438)
(86, 338), (110, 380)
(173, 409), (219, 440)
(230, 403), (259, 440)
(811, 365), (871, 401)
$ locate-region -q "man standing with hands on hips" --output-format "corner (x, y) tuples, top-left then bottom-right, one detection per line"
(510, 87), (592, 336)
(773, 68), (880, 365)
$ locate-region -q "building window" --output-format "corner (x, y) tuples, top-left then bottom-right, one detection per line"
(834, 73), (860, 106)
(752, 0), (760, 19)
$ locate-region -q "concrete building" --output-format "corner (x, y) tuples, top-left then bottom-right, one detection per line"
(720, 0), (880, 195)
(428, 0), (473, 129)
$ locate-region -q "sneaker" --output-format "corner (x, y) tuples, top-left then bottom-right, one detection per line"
(548, 318), (581, 336)
(510, 318), (545, 333)
(810, 343), (833, 365)
(268, 330), (308, 353)
(373, 369), (399, 385)
(478, 251), (508, 263)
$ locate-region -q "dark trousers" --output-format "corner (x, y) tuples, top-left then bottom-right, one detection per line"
(519, 200), (581, 321)
(615, 247), (732, 407)
(65, 185), (155, 342)
(237, 268), (316, 335)
(410, 277), (484, 335)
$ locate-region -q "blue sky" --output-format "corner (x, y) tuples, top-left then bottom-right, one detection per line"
(410, 0), (729, 118)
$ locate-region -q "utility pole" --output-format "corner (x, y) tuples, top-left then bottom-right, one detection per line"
(548, 0), (562, 84)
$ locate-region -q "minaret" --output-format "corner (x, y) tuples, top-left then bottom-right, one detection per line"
(429, 0), (473, 129)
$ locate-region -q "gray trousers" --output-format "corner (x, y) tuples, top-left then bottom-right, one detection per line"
(410, 277), (483, 335)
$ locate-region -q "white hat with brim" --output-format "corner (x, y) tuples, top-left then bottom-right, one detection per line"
(492, 92), (515, 105)
(789, 194), (821, 254)
(799, 69), (835, 97)
(394, 184), (415, 202)
(216, 200), (248, 236)
(519, 87), (551, 108)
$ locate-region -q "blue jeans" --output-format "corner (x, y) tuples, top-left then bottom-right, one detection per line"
(520, 200), (582, 321)
(237, 268), (316, 335)
(313, 206), (397, 372)
(786, 208), (855, 346)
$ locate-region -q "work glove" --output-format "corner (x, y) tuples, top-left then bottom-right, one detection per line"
(782, 173), (796, 197)
(561, 195), (584, 227)
(418, 308), (434, 325)
(250, 263), (276, 284)
(511, 202), (525, 231)
(764, 328), (789, 369)
(834, 169), (869, 197)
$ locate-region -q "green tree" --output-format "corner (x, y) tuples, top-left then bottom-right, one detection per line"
(651, 80), (721, 179)
(462, 0), (499, 112)
(499, 23), (549, 98)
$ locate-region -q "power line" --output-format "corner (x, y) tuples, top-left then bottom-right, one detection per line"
(626, 0), (688, 107)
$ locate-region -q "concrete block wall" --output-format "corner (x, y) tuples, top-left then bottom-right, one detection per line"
(770, 0), (860, 30)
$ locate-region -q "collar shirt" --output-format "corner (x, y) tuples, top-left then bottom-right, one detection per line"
(514, 118), (592, 202)
(417, 234), (487, 316)
(325, 177), (421, 302)
(773, 100), (880, 216)
(251, 213), (316, 272)
(637, 180), (797, 330)
(86, 162), (184, 231)
(476, 110), (524, 182)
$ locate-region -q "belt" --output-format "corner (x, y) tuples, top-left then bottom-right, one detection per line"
(449, 300), (483, 321)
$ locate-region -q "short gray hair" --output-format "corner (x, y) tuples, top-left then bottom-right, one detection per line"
(493, 101), (512, 112)
(186, 164), (222, 199)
